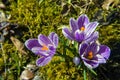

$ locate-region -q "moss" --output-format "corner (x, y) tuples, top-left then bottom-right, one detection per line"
(39, 56), (84, 80)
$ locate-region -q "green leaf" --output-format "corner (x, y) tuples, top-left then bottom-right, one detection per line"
(83, 69), (87, 80)
(39, 0), (43, 4)
(89, 68), (97, 76)
(68, 0), (71, 4)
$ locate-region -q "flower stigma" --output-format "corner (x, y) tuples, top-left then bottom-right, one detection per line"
(80, 26), (85, 31)
(87, 51), (93, 59)
(41, 44), (49, 51)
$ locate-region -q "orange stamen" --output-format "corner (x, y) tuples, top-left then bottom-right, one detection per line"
(80, 26), (85, 31)
(41, 44), (48, 51)
(87, 51), (93, 59)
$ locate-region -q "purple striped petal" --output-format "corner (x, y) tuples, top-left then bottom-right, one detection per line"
(75, 30), (85, 42)
(48, 32), (55, 42)
(36, 56), (52, 66)
(31, 47), (49, 56)
(83, 60), (99, 69)
(85, 42), (99, 56)
(82, 56), (99, 69)
(48, 32), (59, 47)
(53, 34), (59, 47)
(70, 18), (78, 32)
(79, 42), (88, 56)
(38, 34), (52, 46)
(62, 27), (75, 40)
(85, 22), (99, 36)
(98, 45), (110, 60)
(48, 45), (56, 53)
(96, 54), (106, 63)
(25, 39), (41, 50)
(77, 14), (89, 29)
(85, 31), (99, 43)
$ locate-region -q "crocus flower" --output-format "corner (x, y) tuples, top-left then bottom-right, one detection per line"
(62, 14), (99, 43)
(78, 42), (110, 69)
(25, 32), (59, 66)
(73, 57), (80, 66)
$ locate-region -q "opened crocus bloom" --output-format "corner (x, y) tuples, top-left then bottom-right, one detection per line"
(78, 42), (110, 69)
(62, 14), (99, 43)
(25, 32), (58, 66)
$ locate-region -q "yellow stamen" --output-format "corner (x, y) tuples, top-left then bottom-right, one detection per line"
(87, 51), (93, 59)
(41, 44), (48, 51)
(80, 26), (85, 31)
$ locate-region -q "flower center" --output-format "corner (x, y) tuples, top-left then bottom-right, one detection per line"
(41, 44), (49, 51)
(80, 26), (85, 31)
(87, 51), (93, 59)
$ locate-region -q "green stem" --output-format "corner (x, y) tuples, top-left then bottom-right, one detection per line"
(83, 69), (87, 80)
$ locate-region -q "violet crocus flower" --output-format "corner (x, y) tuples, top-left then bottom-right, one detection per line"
(25, 32), (58, 66)
(77, 42), (110, 69)
(62, 14), (99, 43)
(73, 57), (80, 66)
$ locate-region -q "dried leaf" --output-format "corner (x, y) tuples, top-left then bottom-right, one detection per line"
(0, 2), (6, 9)
(0, 11), (11, 22)
(10, 36), (27, 55)
(20, 70), (34, 80)
(102, 0), (114, 10)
